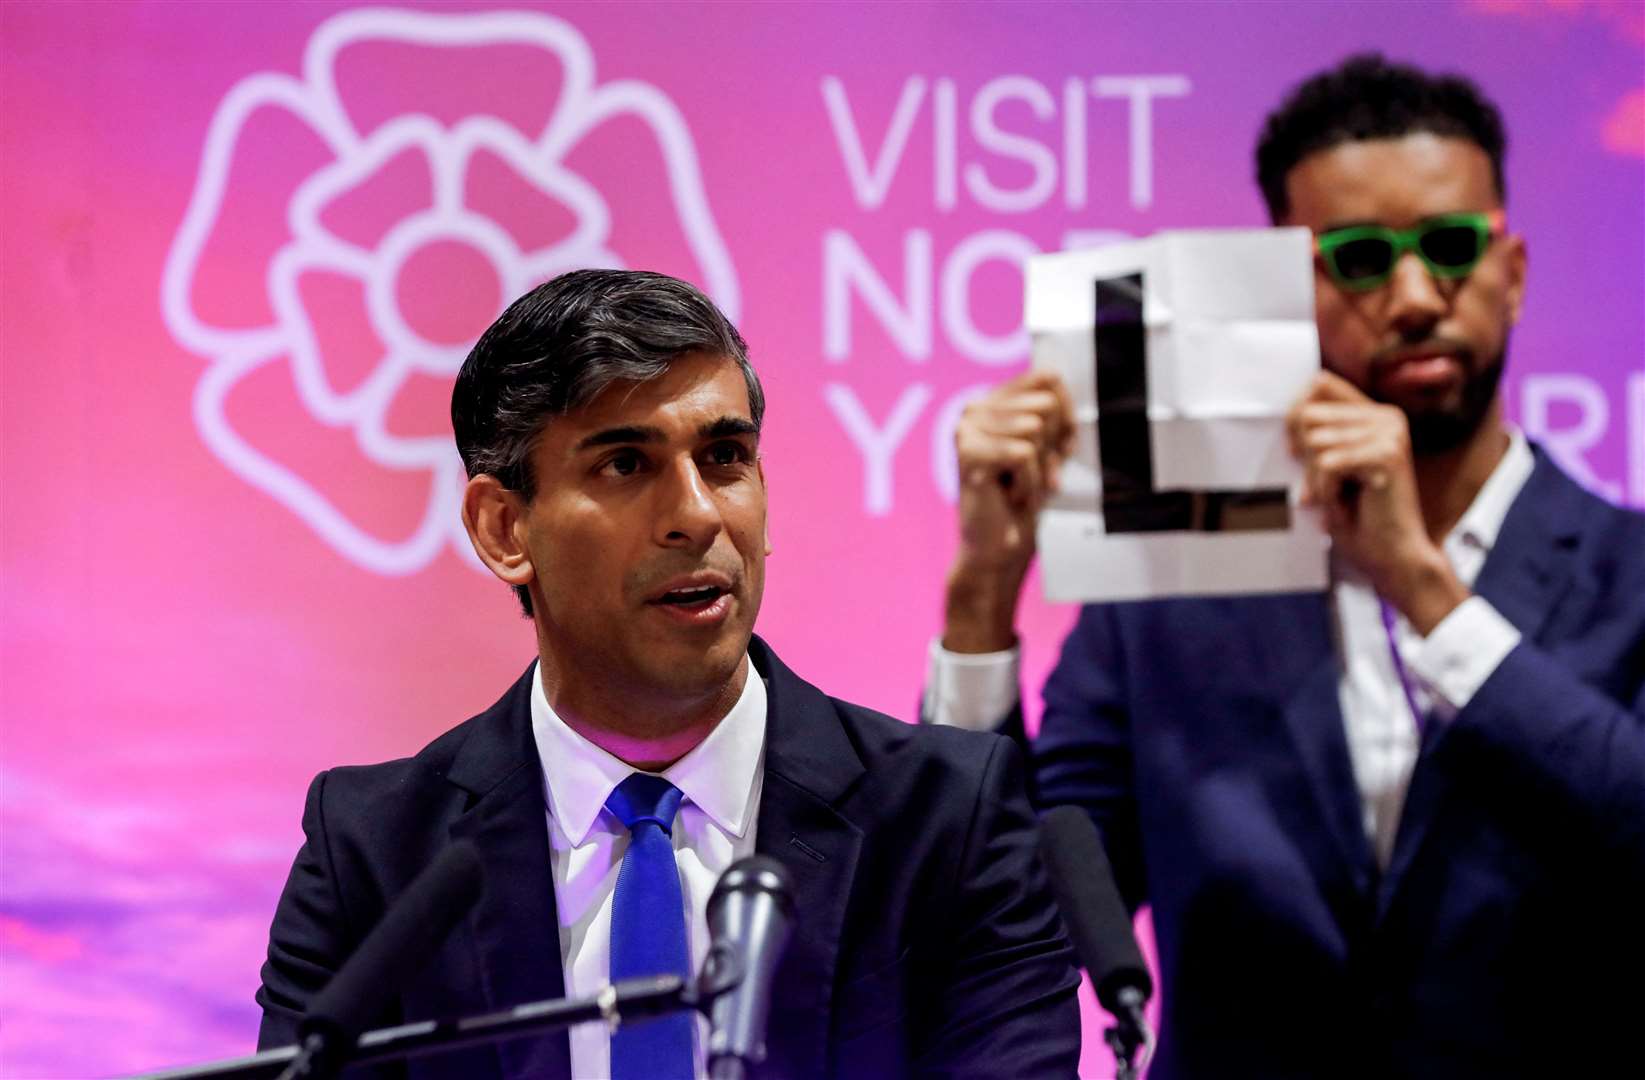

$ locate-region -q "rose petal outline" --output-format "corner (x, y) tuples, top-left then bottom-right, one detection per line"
(303, 8), (596, 148)
(161, 72), (353, 357)
(268, 241), (384, 425)
(449, 117), (611, 258)
(165, 7), (741, 579)
(193, 345), (461, 575)
(290, 116), (446, 257)
(547, 77), (741, 321)
(307, 9), (738, 319)
(354, 357), (465, 471)
(366, 207), (526, 376)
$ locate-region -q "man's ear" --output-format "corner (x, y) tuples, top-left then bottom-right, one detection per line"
(757, 458), (772, 556)
(462, 475), (535, 588)
(1504, 232), (1527, 326)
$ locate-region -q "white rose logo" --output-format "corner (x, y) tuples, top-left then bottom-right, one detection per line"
(161, 8), (738, 574)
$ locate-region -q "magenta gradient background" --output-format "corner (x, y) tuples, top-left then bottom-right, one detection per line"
(2, 2), (1641, 1076)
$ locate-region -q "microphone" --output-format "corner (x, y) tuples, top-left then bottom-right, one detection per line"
(1038, 806), (1154, 1078)
(699, 855), (797, 1080)
(278, 840), (485, 1080)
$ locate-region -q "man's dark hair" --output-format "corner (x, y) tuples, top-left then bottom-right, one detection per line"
(1256, 53), (1507, 221)
(452, 268), (762, 617)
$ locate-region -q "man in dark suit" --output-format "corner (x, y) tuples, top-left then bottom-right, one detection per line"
(927, 55), (1645, 1078)
(257, 270), (1081, 1078)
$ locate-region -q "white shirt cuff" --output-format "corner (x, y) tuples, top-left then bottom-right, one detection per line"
(922, 638), (1021, 732)
(1410, 596), (1522, 718)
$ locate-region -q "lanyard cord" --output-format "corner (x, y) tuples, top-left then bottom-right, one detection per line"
(1378, 599), (1428, 734)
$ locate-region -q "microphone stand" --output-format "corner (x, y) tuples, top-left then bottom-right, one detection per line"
(1104, 985), (1153, 1080)
(133, 966), (740, 1080)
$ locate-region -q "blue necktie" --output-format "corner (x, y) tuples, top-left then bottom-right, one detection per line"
(605, 773), (694, 1079)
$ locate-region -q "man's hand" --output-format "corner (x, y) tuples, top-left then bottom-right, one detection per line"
(944, 371), (1074, 653)
(1287, 372), (1469, 634)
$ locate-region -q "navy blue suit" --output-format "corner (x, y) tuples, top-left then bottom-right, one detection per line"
(1022, 450), (1645, 1078)
(257, 637), (1081, 1079)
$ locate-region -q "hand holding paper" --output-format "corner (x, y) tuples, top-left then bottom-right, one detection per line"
(955, 371), (1075, 564)
(944, 371), (1075, 652)
(1288, 371), (1470, 633)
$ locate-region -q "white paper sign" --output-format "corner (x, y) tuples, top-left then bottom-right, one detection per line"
(1026, 228), (1329, 603)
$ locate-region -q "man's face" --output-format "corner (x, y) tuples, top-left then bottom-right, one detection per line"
(1281, 133), (1526, 453)
(517, 352), (767, 709)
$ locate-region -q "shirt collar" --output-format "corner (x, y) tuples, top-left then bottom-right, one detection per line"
(1447, 427), (1534, 557)
(529, 658), (767, 847)
(662, 664), (766, 840)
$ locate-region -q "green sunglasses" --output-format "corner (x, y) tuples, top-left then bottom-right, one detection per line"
(1314, 210), (1505, 291)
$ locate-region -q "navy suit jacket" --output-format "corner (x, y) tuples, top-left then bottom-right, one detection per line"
(1020, 450), (1645, 1079)
(256, 637), (1080, 1079)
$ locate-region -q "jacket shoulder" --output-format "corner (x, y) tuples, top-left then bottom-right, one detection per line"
(828, 696), (1026, 814)
(1565, 477), (1645, 579)
(839, 697), (1014, 762)
(314, 661), (536, 814)
(315, 713), (478, 807)
(1513, 448), (1645, 609)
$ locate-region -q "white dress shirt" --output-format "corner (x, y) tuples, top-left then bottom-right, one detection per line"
(925, 431), (1535, 868)
(531, 660), (766, 1079)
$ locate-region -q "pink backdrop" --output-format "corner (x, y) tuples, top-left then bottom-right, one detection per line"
(2, 2), (1641, 1076)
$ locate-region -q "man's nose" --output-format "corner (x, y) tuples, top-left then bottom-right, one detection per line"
(1384, 250), (1447, 338)
(655, 457), (722, 550)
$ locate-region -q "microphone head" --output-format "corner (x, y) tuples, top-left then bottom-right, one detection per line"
(1038, 806), (1153, 1013)
(703, 855), (798, 1071)
(707, 855), (795, 923)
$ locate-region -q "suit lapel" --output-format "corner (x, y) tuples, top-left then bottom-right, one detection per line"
(748, 638), (866, 1079)
(1379, 450), (1589, 907)
(1466, 447), (1586, 644)
(1268, 594), (1379, 903)
(445, 665), (573, 1080)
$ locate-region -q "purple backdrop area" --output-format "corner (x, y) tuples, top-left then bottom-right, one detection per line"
(2, 2), (1640, 1076)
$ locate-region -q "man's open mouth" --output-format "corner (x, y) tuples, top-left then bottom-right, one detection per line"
(652, 585), (728, 607)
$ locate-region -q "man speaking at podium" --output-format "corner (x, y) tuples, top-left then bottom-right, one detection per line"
(256, 270), (1080, 1078)
(928, 56), (1645, 1078)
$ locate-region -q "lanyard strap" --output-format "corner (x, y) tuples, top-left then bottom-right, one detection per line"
(1378, 599), (1428, 734)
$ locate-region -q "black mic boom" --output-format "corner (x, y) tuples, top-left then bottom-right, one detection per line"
(701, 855), (797, 1080)
(280, 840), (485, 1080)
(1038, 806), (1153, 1075)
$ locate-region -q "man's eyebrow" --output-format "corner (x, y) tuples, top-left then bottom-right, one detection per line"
(704, 416), (760, 439)
(1320, 219), (1381, 232)
(575, 425), (666, 451)
(573, 417), (758, 452)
